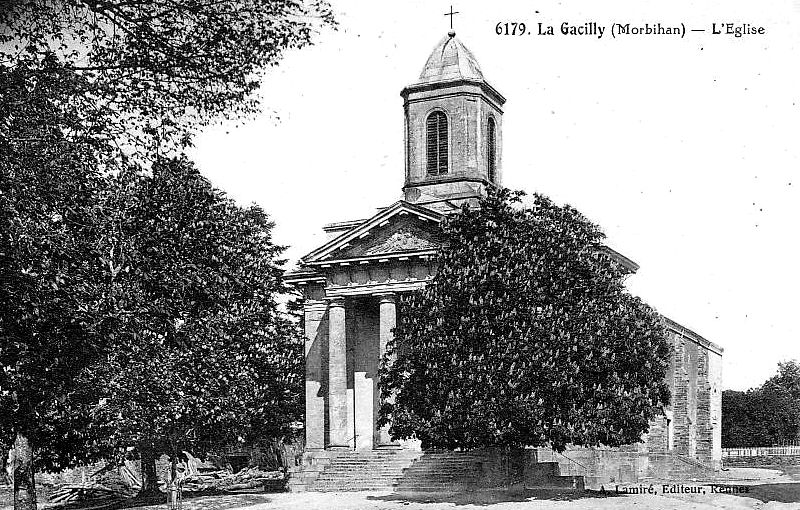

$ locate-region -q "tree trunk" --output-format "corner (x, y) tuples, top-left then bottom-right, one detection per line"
(168, 454), (178, 510)
(13, 432), (36, 510)
(138, 447), (160, 497)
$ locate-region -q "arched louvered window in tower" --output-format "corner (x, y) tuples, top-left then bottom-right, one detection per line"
(487, 117), (497, 183)
(426, 111), (448, 176)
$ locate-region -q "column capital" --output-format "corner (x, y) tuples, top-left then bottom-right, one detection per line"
(304, 298), (329, 312)
(375, 292), (397, 305)
(327, 296), (346, 308)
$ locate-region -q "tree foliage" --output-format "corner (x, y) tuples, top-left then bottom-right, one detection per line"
(722, 361), (800, 447)
(1, 2), (328, 506)
(1, 44), (309, 502)
(379, 188), (671, 451)
(0, 58), (118, 510)
(0, 57), (115, 466)
(768, 361), (800, 401)
(91, 158), (302, 491)
(0, 0), (335, 155)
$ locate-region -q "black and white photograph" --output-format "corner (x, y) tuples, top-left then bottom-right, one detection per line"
(1, 1), (798, 509)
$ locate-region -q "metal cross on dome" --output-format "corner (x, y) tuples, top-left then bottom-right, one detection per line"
(444, 5), (460, 31)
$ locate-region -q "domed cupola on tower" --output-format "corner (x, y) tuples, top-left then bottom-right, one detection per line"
(401, 31), (506, 209)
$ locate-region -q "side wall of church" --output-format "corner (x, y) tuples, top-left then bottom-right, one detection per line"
(696, 344), (712, 464)
(673, 332), (695, 458)
(708, 346), (723, 469)
(646, 416), (669, 454)
(664, 325), (723, 469)
(562, 324), (723, 485)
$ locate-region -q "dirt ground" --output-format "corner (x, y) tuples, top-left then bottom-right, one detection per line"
(92, 484), (800, 510)
(246, 488), (800, 509)
(4, 467), (800, 510)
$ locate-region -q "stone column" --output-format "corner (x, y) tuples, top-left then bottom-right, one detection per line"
(327, 297), (349, 449)
(376, 293), (398, 447)
(303, 299), (328, 450)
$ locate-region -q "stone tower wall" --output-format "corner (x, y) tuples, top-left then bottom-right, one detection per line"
(403, 82), (503, 197)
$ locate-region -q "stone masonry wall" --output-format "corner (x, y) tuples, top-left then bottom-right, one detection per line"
(663, 323), (723, 470)
(404, 83), (503, 187)
(695, 345), (711, 464)
(708, 350), (723, 469)
(647, 415), (669, 454)
(687, 340), (699, 458)
(672, 333), (690, 456)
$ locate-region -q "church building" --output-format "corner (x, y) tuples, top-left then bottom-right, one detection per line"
(286, 31), (723, 490)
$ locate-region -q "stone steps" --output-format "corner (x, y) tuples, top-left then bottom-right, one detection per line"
(321, 463), (411, 468)
(317, 468), (408, 472)
(394, 452), (584, 493)
(393, 453), (486, 493)
(316, 472), (408, 478)
(320, 463), (412, 467)
(289, 449), (585, 493)
(288, 449), (423, 492)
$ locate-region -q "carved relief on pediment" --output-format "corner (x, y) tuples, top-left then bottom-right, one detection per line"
(364, 229), (438, 255)
(335, 215), (443, 258)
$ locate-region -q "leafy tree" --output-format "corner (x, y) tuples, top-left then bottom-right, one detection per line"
(722, 361), (800, 447)
(0, 60), (116, 510)
(1, 2), (332, 506)
(767, 361), (800, 401)
(0, 0), (335, 156)
(721, 390), (748, 447)
(379, 188), (671, 452)
(91, 158), (302, 494)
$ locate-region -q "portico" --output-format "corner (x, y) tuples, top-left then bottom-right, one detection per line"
(319, 292), (399, 451)
(286, 201), (446, 450)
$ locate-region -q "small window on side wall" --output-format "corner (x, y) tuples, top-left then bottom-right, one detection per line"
(487, 117), (497, 183)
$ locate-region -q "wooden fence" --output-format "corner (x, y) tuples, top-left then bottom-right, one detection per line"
(723, 446), (800, 458)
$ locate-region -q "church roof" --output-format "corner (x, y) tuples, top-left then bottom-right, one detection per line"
(418, 31), (485, 84)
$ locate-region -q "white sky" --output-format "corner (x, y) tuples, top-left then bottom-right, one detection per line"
(190, 0), (800, 391)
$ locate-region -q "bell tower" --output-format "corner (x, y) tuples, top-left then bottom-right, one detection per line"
(401, 31), (506, 209)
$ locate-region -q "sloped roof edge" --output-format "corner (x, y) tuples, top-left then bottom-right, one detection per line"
(300, 201), (443, 264)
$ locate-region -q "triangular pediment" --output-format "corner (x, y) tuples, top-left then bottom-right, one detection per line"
(302, 201), (443, 264)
